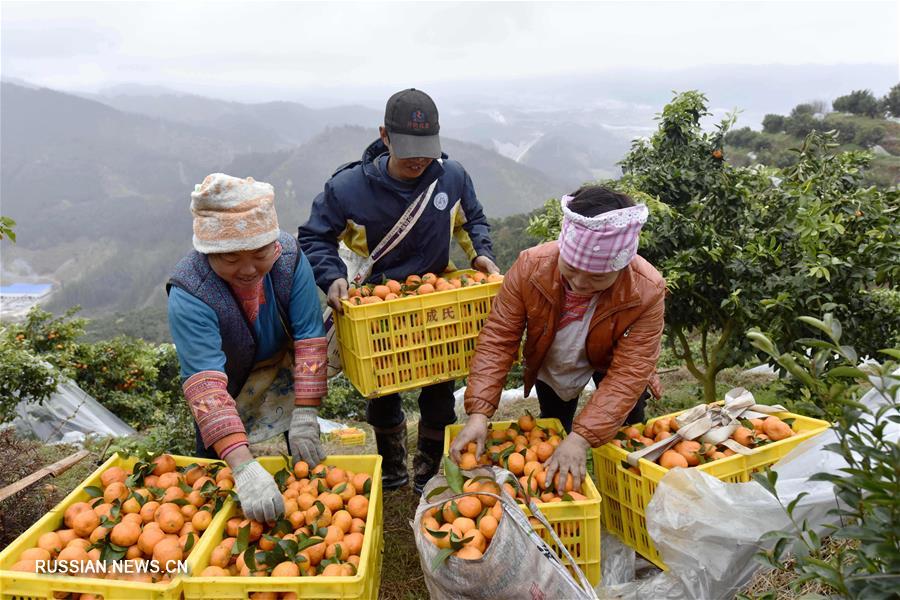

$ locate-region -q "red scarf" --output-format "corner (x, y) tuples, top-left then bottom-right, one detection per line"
(229, 241), (282, 324)
(558, 282), (595, 330)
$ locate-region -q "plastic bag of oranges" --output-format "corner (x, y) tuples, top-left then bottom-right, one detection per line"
(413, 460), (597, 600)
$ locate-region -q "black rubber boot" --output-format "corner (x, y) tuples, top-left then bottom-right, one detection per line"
(413, 426), (445, 495)
(373, 420), (409, 490)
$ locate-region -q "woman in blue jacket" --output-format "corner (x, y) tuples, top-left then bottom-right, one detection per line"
(168, 173), (327, 524)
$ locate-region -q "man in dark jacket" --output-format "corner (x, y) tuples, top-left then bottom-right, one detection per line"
(299, 88), (498, 493)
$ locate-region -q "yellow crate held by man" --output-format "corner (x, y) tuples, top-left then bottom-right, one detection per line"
(335, 270), (502, 398)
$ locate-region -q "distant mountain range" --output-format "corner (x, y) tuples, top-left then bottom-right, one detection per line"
(0, 82), (567, 316)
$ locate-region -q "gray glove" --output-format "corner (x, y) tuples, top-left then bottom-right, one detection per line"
(233, 459), (284, 523)
(289, 406), (326, 467)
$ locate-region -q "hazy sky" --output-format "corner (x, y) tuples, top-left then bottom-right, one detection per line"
(2, 0), (898, 103)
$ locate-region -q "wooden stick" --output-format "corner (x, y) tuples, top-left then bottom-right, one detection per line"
(0, 449), (91, 502)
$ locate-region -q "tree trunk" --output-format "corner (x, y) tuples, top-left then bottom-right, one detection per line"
(702, 371), (718, 404)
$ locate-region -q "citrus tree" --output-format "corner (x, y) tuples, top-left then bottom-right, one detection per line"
(627, 95), (899, 402)
(529, 91), (900, 404)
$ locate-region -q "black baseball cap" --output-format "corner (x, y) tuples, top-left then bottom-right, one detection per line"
(384, 88), (442, 159)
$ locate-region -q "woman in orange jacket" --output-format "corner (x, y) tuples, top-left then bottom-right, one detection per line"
(450, 185), (666, 491)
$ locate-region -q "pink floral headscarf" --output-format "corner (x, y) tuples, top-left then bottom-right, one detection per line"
(558, 195), (648, 273)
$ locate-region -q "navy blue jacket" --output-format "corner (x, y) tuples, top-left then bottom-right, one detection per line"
(298, 139), (494, 292)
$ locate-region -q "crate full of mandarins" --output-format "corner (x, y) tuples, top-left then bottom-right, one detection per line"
(593, 392), (831, 570)
(183, 455), (383, 600)
(334, 269), (503, 398)
(0, 453), (233, 600)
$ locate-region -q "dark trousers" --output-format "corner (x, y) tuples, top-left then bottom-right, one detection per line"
(366, 380), (457, 435)
(535, 372), (648, 433)
(193, 422), (292, 459)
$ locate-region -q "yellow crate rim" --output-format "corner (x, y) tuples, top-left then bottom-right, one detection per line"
(0, 453), (230, 599)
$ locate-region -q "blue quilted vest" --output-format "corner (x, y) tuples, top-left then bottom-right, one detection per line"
(166, 231), (299, 397)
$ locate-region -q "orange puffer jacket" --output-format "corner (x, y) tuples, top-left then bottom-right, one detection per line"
(464, 241), (666, 447)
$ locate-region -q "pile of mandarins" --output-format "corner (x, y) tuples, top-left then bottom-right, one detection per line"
(346, 271), (502, 305)
(613, 414), (797, 470)
(10, 454), (231, 589)
(421, 471), (504, 562)
(454, 414), (589, 504)
(198, 460), (372, 586)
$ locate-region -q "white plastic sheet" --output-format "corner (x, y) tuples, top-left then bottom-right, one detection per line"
(596, 374), (898, 599)
(11, 377), (135, 444)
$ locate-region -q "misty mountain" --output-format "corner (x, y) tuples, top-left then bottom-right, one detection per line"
(88, 85), (644, 188)
(1, 83), (565, 317)
(92, 89), (381, 153)
(223, 125), (567, 228)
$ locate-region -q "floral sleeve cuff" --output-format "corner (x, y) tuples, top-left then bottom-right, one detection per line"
(294, 337), (327, 406)
(183, 370), (247, 449)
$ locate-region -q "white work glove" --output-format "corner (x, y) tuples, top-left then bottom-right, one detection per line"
(543, 432), (591, 494)
(449, 413), (489, 465)
(233, 459), (285, 523)
(289, 406), (326, 467)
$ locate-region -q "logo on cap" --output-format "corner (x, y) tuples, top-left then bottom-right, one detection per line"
(408, 110), (431, 130)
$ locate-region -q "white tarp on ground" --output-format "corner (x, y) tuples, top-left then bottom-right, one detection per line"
(11, 377), (136, 444)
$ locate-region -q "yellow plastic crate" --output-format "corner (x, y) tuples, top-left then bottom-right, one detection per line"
(0, 453), (230, 600)
(183, 455), (383, 599)
(444, 418), (602, 586)
(593, 409), (831, 569)
(335, 270), (502, 398)
(328, 428), (367, 447)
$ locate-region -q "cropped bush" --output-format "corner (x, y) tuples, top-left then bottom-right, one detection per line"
(748, 315), (899, 599)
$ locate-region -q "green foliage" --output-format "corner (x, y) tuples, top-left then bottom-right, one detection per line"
(752, 131), (900, 373)
(525, 196), (563, 242)
(319, 374), (366, 421)
(883, 83), (900, 118)
(855, 123), (886, 148)
(724, 126), (761, 148)
(0, 339), (59, 422)
(106, 416), (195, 457)
(486, 213), (541, 271)
(784, 112), (819, 138)
(618, 91), (766, 401)
(762, 114), (785, 134)
(0, 216), (15, 242)
(748, 316), (899, 599)
(833, 89), (881, 118)
(791, 103), (818, 117)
